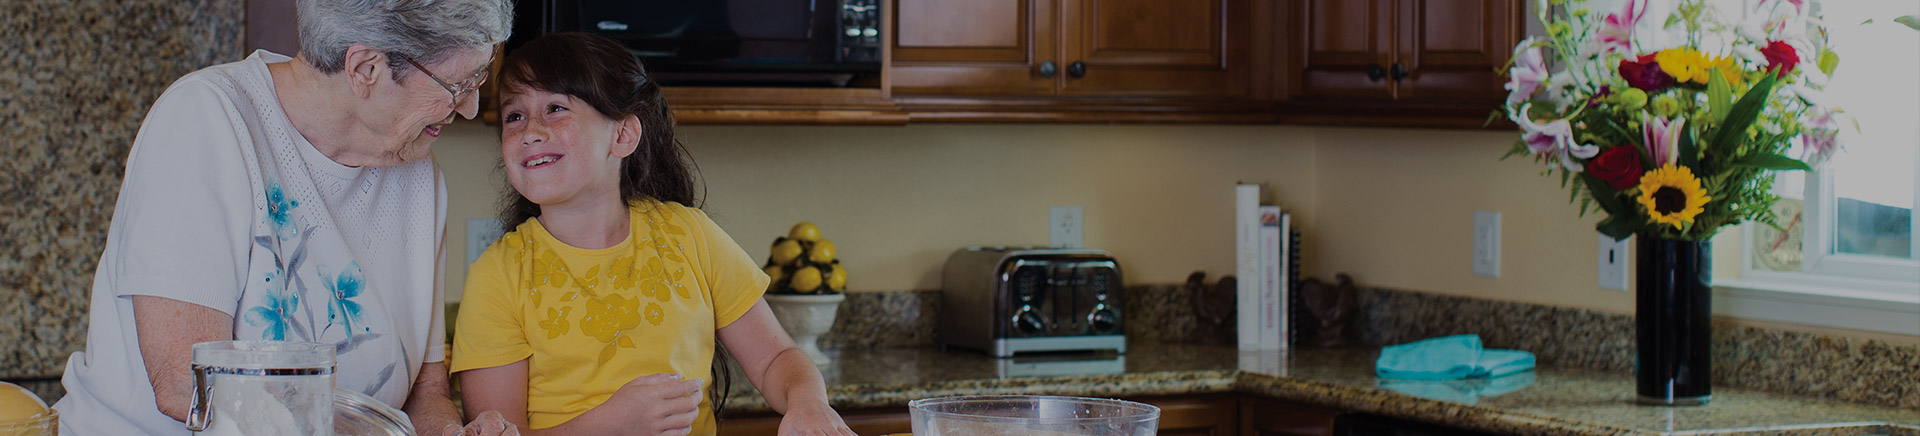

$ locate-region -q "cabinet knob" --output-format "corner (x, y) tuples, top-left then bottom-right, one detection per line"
(1038, 61), (1057, 78)
(1391, 63), (1410, 81)
(1367, 65), (1385, 82)
(1068, 61), (1087, 78)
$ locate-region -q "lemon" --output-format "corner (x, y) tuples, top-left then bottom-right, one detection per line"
(0, 381), (48, 422)
(807, 239), (836, 264)
(825, 264), (848, 292)
(769, 239), (802, 266)
(762, 264), (787, 285)
(790, 266), (823, 293)
(788, 222), (823, 242)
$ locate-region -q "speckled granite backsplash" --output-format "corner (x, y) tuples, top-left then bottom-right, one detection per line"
(0, 0), (243, 380)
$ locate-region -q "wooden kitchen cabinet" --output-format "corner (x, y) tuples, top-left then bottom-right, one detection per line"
(717, 407), (913, 436)
(1280, 0), (1523, 127)
(892, 0), (1256, 102)
(1143, 395), (1241, 436)
(1238, 396), (1343, 436)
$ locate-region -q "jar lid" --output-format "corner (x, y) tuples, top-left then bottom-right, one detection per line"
(334, 388), (416, 436)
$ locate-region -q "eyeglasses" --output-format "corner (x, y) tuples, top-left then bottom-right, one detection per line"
(395, 53), (489, 109)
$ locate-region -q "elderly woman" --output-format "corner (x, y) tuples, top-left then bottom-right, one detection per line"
(53, 1), (517, 435)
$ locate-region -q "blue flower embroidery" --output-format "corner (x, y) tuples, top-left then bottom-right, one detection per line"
(266, 181), (300, 241)
(321, 262), (368, 339)
(243, 269), (301, 340)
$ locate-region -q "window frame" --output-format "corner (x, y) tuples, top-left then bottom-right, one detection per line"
(1721, 0), (1920, 335)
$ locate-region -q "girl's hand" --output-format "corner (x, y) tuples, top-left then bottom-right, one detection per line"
(603, 373), (704, 436)
(441, 410), (519, 436)
(776, 403), (856, 436)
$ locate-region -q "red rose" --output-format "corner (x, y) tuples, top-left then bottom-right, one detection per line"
(1760, 40), (1799, 77)
(1587, 145), (1645, 190)
(1618, 53), (1674, 92)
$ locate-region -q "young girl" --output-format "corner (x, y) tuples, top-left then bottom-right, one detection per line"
(452, 32), (855, 436)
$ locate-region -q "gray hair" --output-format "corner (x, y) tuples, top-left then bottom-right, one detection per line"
(296, 0), (513, 76)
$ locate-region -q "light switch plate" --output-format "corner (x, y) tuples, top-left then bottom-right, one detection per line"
(1472, 211), (1500, 278)
(1050, 205), (1084, 248)
(466, 218), (505, 266)
(1599, 234), (1630, 291)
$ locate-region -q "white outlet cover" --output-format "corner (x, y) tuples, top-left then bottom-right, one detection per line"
(1472, 211), (1500, 278)
(466, 218), (506, 266)
(1598, 234), (1630, 291)
(1050, 205), (1084, 248)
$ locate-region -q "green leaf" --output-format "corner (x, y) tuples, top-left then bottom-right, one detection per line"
(1678, 124), (1700, 169)
(1732, 153), (1814, 171)
(1818, 49), (1839, 77)
(1895, 15), (1920, 32)
(1706, 71), (1734, 124)
(1580, 172), (1628, 217)
(1596, 216), (1637, 240)
(1706, 73), (1779, 158)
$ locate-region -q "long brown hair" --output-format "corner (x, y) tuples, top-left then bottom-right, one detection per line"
(496, 31), (700, 230)
(494, 31), (732, 413)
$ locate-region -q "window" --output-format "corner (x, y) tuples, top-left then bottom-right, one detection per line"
(1724, 1), (1920, 335)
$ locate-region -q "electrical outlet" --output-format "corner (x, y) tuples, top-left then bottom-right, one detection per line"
(1050, 205), (1084, 248)
(466, 218), (505, 266)
(1598, 234), (1630, 291)
(1472, 211), (1501, 278)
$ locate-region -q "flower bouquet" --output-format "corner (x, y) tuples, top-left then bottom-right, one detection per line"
(1500, 0), (1842, 405)
(1504, 0), (1840, 241)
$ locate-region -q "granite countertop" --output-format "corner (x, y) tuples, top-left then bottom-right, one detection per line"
(719, 341), (1919, 436)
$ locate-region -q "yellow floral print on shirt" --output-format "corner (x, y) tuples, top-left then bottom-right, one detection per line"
(526, 203), (697, 362)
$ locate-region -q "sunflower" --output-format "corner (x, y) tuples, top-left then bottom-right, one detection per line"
(1635, 165), (1712, 230)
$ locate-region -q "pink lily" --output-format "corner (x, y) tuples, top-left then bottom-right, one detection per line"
(1597, 0), (1648, 55)
(1506, 37), (1549, 104)
(1643, 114), (1685, 167)
(1515, 104), (1600, 171)
(1797, 128), (1838, 164)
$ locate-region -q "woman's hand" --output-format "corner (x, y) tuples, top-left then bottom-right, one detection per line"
(440, 410), (519, 436)
(776, 402), (856, 436)
(600, 373), (704, 436)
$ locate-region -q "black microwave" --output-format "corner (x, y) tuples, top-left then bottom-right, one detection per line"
(512, 0), (882, 86)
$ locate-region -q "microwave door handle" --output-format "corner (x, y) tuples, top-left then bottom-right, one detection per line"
(1067, 265), (1081, 330)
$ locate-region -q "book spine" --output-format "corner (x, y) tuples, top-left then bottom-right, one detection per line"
(1235, 183), (1260, 351)
(1259, 206), (1283, 351)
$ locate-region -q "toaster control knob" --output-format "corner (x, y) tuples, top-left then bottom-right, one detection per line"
(1088, 309), (1120, 334)
(1013, 311), (1046, 336)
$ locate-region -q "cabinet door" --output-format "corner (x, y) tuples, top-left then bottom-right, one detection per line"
(1238, 396), (1341, 436)
(1289, 0), (1393, 100)
(717, 409), (911, 436)
(1391, 0), (1520, 102)
(1058, 0), (1249, 97)
(892, 0), (1059, 95)
(1146, 395), (1240, 436)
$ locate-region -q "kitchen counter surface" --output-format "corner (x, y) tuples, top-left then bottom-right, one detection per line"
(720, 342), (1919, 436)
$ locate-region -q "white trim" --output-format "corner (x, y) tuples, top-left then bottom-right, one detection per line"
(1714, 278), (1920, 335)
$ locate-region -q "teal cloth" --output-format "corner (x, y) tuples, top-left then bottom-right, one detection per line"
(1375, 334), (1536, 380)
(1377, 371), (1536, 405)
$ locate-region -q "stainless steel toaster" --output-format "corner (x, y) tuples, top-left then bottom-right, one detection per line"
(939, 246), (1126, 357)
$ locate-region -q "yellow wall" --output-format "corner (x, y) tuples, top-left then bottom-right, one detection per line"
(436, 121), (1767, 324)
(439, 122), (1319, 301)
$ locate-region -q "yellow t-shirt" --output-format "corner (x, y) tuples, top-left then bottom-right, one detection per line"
(452, 200), (769, 433)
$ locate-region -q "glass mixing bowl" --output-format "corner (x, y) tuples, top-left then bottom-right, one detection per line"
(908, 395), (1159, 436)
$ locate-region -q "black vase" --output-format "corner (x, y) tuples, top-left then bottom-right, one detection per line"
(1634, 236), (1712, 405)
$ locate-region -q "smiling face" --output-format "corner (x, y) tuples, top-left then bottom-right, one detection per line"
(499, 85), (641, 209)
(372, 48), (495, 165)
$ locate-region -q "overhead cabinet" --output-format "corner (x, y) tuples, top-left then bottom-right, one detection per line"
(891, 0), (1254, 99)
(1281, 0), (1522, 126)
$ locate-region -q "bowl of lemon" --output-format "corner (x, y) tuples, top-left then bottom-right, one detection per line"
(762, 222), (848, 365)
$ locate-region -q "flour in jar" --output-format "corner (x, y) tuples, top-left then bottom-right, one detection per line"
(193, 374), (332, 436)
